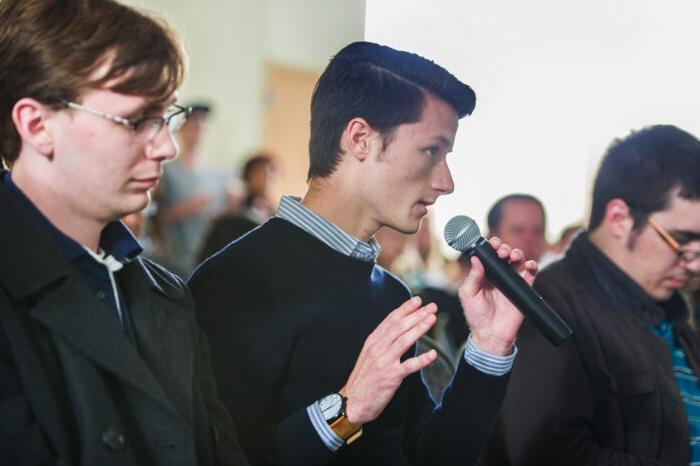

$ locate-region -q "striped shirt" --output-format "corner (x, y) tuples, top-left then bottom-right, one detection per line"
(277, 195), (517, 451)
(653, 320), (700, 465)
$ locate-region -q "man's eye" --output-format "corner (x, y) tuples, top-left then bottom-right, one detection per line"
(424, 148), (437, 157)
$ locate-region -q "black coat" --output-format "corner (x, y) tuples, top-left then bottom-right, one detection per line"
(481, 234), (700, 466)
(0, 177), (249, 466)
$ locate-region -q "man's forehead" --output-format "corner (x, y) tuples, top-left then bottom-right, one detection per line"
(503, 200), (544, 217)
(78, 86), (177, 113)
(85, 50), (178, 112)
(656, 195), (700, 236)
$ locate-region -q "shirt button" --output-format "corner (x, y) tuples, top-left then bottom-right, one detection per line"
(101, 428), (125, 451)
(96, 290), (106, 300)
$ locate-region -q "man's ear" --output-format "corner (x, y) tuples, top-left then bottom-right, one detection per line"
(340, 117), (379, 162)
(604, 198), (634, 240)
(12, 97), (55, 158)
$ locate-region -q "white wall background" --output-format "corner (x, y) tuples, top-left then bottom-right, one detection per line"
(366, 0), (700, 244)
(130, 0), (365, 170)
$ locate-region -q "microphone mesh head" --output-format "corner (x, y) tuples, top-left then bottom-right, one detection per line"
(443, 215), (481, 252)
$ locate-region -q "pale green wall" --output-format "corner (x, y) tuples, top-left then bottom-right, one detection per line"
(128, 0), (365, 170)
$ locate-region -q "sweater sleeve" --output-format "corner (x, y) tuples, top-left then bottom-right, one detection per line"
(400, 343), (510, 466)
(189, 254), (334, 466)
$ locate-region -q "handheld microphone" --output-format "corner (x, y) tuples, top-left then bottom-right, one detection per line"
(444, 215), (572, 347)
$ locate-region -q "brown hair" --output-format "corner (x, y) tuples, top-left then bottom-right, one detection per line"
(0, 0), (186, 166)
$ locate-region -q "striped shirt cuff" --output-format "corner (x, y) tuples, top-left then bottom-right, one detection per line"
(307, 402), (344, 452)
(463, 334), (517, 376)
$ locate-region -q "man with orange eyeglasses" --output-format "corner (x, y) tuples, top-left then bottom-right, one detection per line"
(483, 125), (700, 466)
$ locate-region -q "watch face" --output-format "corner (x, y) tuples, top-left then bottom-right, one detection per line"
(319, 393), (343, 421)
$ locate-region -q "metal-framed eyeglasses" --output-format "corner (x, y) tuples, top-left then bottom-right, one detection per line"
(647, 217), (700, 263)
(62, 100), (191, 141)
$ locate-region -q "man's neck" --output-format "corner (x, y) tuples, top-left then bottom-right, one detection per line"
(589, 227), (625, 269)
(11, 166), (104, 251)
(301, 179), (378, 243)
(588, 227), (653, 297)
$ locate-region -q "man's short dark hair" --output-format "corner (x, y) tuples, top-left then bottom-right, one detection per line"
(308, 41), (476, 181)
(487, 194), (546, 232)
(589, 125), (700, 230)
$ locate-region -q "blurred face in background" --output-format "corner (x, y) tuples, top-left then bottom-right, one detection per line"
(247, 161), (276, 197)
(491, 199), (547, 261)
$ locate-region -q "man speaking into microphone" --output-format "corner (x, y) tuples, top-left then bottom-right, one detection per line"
(190, 41), (538, 465)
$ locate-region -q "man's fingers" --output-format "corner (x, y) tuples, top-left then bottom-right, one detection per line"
(460, 255), (486, 299)
(390, 311), (437, 357)
(508, 248), (524, 264)
(496, 243), (512, 260)
(383, 302), (437, 347)
(396, 295), (423, 316)
(368, 300), (437, 355)
(519, 259), (539, 285)
(400, 349), (437, 375)
(373, 296), (423, 335)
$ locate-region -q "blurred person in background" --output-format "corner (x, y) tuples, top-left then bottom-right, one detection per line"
(195, 152), (277, 264)
(239, 152), (277, 222)
(486, 194), (548, 262)
(157, 102), (219, 277)
(539, 222), (584, 269)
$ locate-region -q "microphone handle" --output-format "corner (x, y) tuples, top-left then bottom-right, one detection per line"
(470, 237), (572, 347)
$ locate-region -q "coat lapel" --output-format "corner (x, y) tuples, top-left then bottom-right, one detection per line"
(119, 259), (195, 424)
(1, 174), (194, 425)
(29, 270), (187, 423)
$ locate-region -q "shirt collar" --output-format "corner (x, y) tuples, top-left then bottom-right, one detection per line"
(4, 171), (142, 264)
(276, 195), (381, 262)
(568, 232), (687, 328)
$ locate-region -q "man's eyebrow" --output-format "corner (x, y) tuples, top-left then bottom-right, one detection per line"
(429, 135), (454, 150)
(670, 229), (700, 243)
(128, 98), (177, 118)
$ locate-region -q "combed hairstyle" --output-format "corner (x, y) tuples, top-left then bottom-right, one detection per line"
(0, 0), (186, 166)
(308, 41), (476, 181)
(487, 194), (546, 232)
(589, 125), (700, 230)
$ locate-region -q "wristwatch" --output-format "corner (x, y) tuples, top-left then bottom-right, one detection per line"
(318, 392), (363, 445)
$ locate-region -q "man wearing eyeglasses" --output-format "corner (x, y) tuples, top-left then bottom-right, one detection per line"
(482, 125), (700, 466)
(0, 1), (248, 465)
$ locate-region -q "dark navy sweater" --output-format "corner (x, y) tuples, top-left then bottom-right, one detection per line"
(190, 217), (508, 465)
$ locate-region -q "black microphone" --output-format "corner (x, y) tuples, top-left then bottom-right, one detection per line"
(444, 215), (572, 347)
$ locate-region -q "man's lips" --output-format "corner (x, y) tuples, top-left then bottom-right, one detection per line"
(665, 277), (688, 289)
(131, 176), (161, 188)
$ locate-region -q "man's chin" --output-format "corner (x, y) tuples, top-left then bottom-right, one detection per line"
(116, 196), (150, 220)
(392, 219), (421, 235)
(651, 288), (675, 303)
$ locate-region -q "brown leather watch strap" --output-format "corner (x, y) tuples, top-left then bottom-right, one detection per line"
(329, 416), (363, 445)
